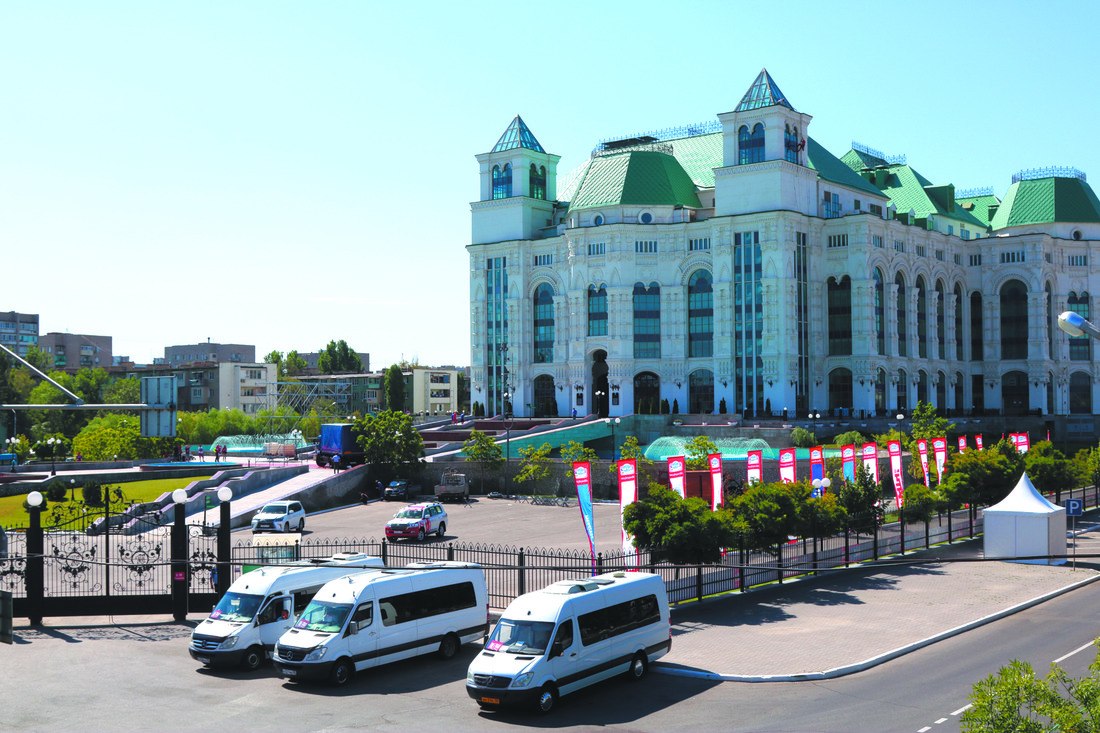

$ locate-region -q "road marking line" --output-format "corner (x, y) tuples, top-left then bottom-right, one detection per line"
(951, 704), (971, 716)
(1054, 641), (1095, 665)
(935, 718), (948, 724)
(918, 727), (931, 732)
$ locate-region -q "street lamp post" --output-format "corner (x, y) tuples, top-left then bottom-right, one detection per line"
(594, 390), (607, 418)
(809, 411), (821, 443)
(604, 417), (621, 462)
(47, 437), (57, 476)
(502, 390), (514, 495)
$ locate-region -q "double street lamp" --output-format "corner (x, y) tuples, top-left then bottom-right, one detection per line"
(808, 411), (821, 443)
(604, 417), (621, 461)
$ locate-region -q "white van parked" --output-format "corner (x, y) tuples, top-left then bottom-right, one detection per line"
(466, 571), (671, 714)
(189, 553), (384, 671)
(273, 561), (489, 686)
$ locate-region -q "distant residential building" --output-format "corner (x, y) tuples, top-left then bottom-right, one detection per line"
(38, 333), (112, 373)
(294, 351), (371, 375)
(0, 311), (39, 357)
(405, 367), (461, 417)
(117, 361), (276, 413)
(165, 342), (255, 365)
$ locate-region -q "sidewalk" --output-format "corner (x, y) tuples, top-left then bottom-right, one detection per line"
(654, 532), (1100, 682)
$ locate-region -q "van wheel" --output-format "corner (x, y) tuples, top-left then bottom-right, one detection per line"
(627, 651), (648, 681)
(330, 659), (354, 686)
(242, 646), (264, 672)
(437, 522), (446, 538)
(417, 527), (426, 542)
(536, 683), (558, 714)
(437, 632), (459, 660)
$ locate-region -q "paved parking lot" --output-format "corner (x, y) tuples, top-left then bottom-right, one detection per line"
(259, 496), (628, 554)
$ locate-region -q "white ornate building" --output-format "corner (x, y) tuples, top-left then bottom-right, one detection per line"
(468, 69), (1100, 421)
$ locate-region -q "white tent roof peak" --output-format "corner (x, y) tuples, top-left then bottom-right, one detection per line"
(985, 472), (1063, 515)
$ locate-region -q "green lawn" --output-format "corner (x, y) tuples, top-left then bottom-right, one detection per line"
(0, 475), (216, 528)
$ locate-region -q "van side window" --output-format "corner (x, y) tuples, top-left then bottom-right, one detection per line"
(379, 581), (477, 625)
(258, 597), (288, 625)
(380, 602), (397, 627)
(577, 594), (660, 646)
(351, 602), (373, 630)
(552, 619), (574, 651)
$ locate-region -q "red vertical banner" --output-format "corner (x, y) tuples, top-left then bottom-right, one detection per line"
(1018, 433), (1030, 453)
(888, 440), (905, 507)
(975, 434), (984, 450)
(861, 443), (879, 484)
(932, 437), (947, 485)
(841, 445), (856, 481)
(746, 450), (763, 485)
(958, 436), (967, 452)
(667, 456), (686, 498)
(707, 453), (723, 511)
(809, 447), (824, 482)
(916, 439), (930, 488)
(617, 459), (638, 564)
(1010, 433), (1020, 448)
(779, 448), (796, 483)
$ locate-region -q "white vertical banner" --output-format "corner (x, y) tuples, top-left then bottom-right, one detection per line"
(746, 450), (763, 484)
(932, 437), (947, 485)
(617, 459), (638, 565)
(707, 453), (723, 511)
(779, 448), (796, 484)
(917, 439), (930, 488)
(861, 443), (879, 484)
(888, 440), (905, 508)
(667, 456), (686, 498)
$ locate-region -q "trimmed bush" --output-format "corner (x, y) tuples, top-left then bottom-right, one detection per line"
(790, 427), (815, 448)
(45, 480), (67, 502)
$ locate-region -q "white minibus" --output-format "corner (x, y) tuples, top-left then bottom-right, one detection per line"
(189, 553), (383, 671)
(466, 571), (671, 714)
(273, 561), (490, 686)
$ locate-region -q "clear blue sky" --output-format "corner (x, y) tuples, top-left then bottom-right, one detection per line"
(2, 1), (1093, 368)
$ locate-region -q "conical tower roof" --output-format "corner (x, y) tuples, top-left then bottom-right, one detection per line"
(491, 115), (546, 153)
(736, 68), (795, 112)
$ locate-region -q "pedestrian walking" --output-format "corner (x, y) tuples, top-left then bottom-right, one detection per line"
(572, 407), (577, 420)
(198, 446), (205, 462)
(185, 444), (192, 462)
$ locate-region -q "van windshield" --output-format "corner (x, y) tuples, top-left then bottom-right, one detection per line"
(294, 600), (353, 634)
(209, 592), (263, 623)
(486, 619), (555, 655)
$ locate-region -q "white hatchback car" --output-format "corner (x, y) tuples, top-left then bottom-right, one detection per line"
(251, 501), (306, 533)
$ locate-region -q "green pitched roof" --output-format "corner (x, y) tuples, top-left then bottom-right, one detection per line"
(491, 115), (545, 153)
(806, 139), (884, 198)
(840, 148), (887, 170)
(736, 68), (795, 112)
(567, 150), (702, 211)
(956, 194), (1001, 228)
(848, 159), (987, 229)
(990, 176), (1100, 229)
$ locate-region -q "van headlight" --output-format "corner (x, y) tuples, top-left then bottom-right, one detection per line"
(467, 669), (475, 684)
(511, 672), (533, 688)
(304, 647), (328, 662)
(218, 636), (239, 650)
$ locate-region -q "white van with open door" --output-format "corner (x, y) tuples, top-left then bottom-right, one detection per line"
(189, 553), (383, 671)
(273, 561), (489, 686)
(466, 571), (670, 714)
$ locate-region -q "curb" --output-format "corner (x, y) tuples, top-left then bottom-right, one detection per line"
(652, 569), (1100, 683)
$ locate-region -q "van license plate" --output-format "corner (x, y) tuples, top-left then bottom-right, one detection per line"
(284, 669), (296, 676)
(480, 697), (499, 705)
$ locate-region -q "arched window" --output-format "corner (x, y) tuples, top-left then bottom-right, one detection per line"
(533, 375), (556, 417)
(738, 123), (765, 165)
(1002, 370), (1028, 416)
(955, 371), (964, 413)
(533, 284), (554, 364)
(954, 283), (964, 361)
(784, 124), (799, 164)
(689, 369), (714, 414)
(634, 372), (660, 414)
(897, 369), (909, 412)
(1046, 282), (1054, 359)
(896, 274), (907, 357)
(970, 291), (983, 361)
(492, 163), (512, 199)
(874, 268), (885, 355)
(1000, 280), (1028, 360)
(936, 370), (946, 409)
(587, 284), (607, 337)
(633, 282), (660, 358)
(916, 276), (928, 358)
(688, 270), (713, 357)
(875, 368), (886, 415)
(828, 368), (853, 413)
(1071, 371), (1092, 414)
(529, 163), (546, 200)
(1069, 292), (1091, 361)
(827, 276), (852, 356)
(935, 280), (946, 359)
(917, 370), (929, 405)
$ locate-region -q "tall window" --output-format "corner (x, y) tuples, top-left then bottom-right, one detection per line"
(633, 282), (660, 358)
(784, 124), (799, 163)
(916, 276), (928, 359)
(1071, 371), (1092, 414)
(689, 369), (714, 414)
(954, 283), (964, 361)
(688, 270), (713, 357)
(734, 232), (763, 414)
(533, 283), (554, 364)
(587, 285), (607, 337)
(828, 368), (853, 413)
(897, 369), (909, 412)
(875, 368), (886, 415)
(935, 280), (946, 360)
(896, 274), (907, 357)
(492, 163), (512, 199)
(738, 123), (764, 165)
(529, 164), (546, 200)
(1069, 292), (1091, 361)
(827, 276), (852, 356)
(874, 268), (885, 356)
(486, 257), (509, 416)
(1000, 280), (1028, 360)
(795, 232), (809, 411)
(970, 291), (983, 361)
(634, 372), (660, 414)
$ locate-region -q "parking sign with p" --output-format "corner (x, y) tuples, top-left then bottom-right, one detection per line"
(1066, 498), (1084, 517)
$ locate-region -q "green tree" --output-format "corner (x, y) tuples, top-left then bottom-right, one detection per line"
(683, 435), (719, 470)
(73, 414), (174, 460)
(284, 350), (307, 377)
(790, 427), (815, 448)
(729, 481), (805, 557)
(103, 377), (140, 406)
(318, 340), (362, 374)
(515, 443), (553, 495)
(1024, 441), (1078, 503)
(838, 461), (883, 531)
(623, 486), (737, 564)
(561, 440), (598, 469)
(463, 429), (503, 492)
(264, 350), (284, 368)
(22, 345), (53, 372)
(385, 364), (405, 412)
(608, 435), (652, 473)
(941, 439), (1023, 515)
(833, 430), (866, 448)
(355, 410), (423, 484)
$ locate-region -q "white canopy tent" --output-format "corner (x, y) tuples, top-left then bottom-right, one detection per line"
(984, 472), (1066, 565)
